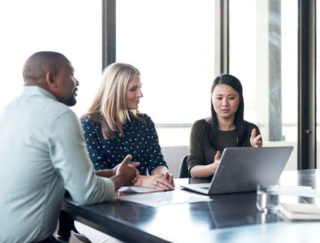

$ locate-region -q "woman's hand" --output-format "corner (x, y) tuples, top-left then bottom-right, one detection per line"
(211, 150), (221, 173)
(134, 174), (174, 191)
(190, 151), (221, 178)
(151, 165), (175, 189)
(250, 128), (262, 147)
(155, 171), (174, 187)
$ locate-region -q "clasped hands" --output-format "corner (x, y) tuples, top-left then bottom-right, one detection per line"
(110, 155), (174, 191)
(134, 171), (174, 191)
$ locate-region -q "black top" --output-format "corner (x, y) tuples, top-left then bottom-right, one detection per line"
(187, 119), (261, 172)
(80, 113), (167, 175)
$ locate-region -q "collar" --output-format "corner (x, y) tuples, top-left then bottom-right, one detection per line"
(22, 85), (57, 101)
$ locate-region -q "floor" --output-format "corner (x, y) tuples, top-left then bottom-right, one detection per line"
(69, 234), (83, 243)
(53, 226), (84, 243)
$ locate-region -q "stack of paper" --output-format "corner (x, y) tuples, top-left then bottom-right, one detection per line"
(278, 202), (320, 221)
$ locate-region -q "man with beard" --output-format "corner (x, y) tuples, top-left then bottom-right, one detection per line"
(0, 51), (139, 243)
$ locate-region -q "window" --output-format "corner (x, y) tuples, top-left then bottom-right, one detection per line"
(317, 0), (320, 165)
(0, 0), (102, 116)
(229, 0), (298, 169)
(117, 0), (215, 146)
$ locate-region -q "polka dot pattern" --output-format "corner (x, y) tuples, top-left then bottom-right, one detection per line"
(80, 113), (167, 175)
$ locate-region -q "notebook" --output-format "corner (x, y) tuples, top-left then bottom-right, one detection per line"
(278, 202), (320, 221)
(181, 146), (293, 195)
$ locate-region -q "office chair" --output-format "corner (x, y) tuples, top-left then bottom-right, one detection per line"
(178, 155), (190, 178)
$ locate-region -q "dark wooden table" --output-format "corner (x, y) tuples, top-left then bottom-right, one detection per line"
(61, 169), (320, 243)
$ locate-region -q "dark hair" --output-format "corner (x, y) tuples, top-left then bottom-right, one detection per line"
(209, 74), (246, 150)
(23, 51), (68, 83)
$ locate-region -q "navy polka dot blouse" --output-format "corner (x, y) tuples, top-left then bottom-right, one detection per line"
(80, 113), (167, 175)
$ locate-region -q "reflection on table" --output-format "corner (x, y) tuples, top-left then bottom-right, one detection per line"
(61, 169), (320, 243)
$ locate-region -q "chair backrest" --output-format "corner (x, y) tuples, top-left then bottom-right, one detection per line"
(178, 155), (190, 178)
(161, 146), (189, 178)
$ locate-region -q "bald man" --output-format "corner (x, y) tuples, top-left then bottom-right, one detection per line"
(0, 51), (138, 243)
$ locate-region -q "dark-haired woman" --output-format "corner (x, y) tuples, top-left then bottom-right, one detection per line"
(187, 74), (262, 178)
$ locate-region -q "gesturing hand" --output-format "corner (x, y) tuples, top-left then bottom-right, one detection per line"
(116, 154), (140, 186)
(211, 151), (221, 174)
(250, 128), (262, 147)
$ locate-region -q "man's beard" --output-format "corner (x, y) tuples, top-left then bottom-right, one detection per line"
(65, 89), (77, 106)
(65, 95), (77, 106)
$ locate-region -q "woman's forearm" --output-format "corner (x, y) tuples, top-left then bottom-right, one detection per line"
(190, 163), (217, 178)
(151, 165), (168, 175)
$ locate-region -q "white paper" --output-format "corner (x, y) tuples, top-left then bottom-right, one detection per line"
(117, 189), (211, 207)
(118, 186), (159, 193)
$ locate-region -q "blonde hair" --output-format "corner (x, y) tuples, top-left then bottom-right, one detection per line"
(85, 63), (141, 139)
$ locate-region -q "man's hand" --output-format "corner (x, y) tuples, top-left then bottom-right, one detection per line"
(96, 156), (140, 178)
(111, 154), (140, 191)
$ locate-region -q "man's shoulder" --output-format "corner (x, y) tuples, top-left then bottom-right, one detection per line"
(41, 98), (74, 118)
(23, 95), (77, 127)
(4, 93), (74, 121)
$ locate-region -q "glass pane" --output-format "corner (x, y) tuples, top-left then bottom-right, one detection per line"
(229, 0), (298, 170)
(317, 1), (320, 167)
(0, 0), (102, 116)
(117, 0), (215, 146)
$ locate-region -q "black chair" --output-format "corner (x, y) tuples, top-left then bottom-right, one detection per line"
(178, 155), (190, 178)
(57, 211), (92, 243)
(57, 192), (92, 243)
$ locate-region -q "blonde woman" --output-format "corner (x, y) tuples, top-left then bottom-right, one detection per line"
(81, 63), (174, 190)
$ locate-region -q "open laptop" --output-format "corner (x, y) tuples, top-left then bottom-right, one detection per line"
(181, 146), (293, 195)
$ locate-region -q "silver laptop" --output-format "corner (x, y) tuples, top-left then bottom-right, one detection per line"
(181, 146), (293, 195)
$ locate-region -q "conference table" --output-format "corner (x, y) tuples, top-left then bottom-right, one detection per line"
(61, 169), (320, 243)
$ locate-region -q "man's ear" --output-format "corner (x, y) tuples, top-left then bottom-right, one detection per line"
(45, 72), (58, 88)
